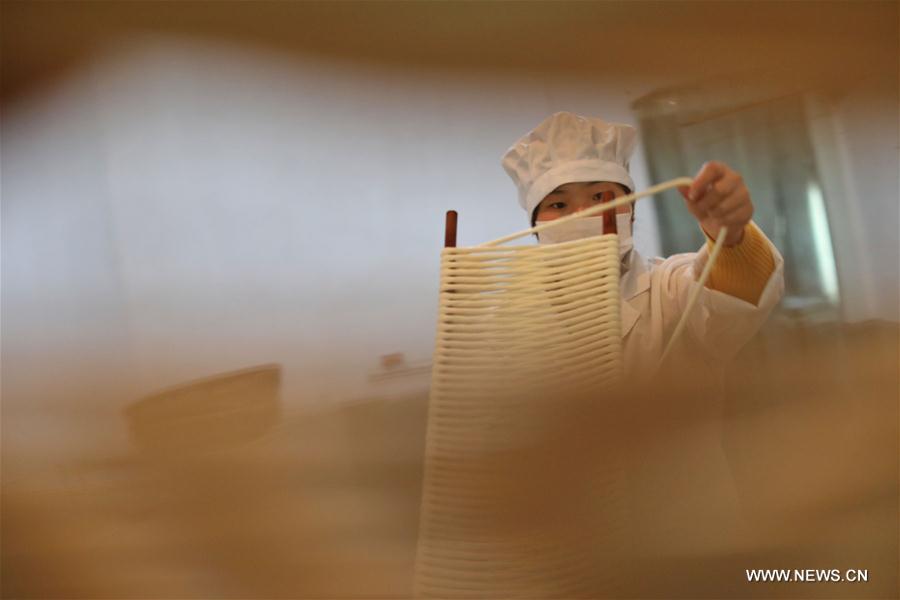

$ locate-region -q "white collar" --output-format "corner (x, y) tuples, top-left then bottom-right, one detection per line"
(620, 249), (650, 301)
(618, 249), (650, 339)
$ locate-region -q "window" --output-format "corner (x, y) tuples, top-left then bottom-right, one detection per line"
(634, 86), (840, 319)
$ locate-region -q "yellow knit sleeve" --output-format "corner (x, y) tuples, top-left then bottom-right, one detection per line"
(703, 222), (776, 305)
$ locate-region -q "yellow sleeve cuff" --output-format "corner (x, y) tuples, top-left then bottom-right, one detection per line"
(703, 222), (776, 305)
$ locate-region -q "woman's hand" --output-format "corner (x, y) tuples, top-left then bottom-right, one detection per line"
(679, 161), (753, 246)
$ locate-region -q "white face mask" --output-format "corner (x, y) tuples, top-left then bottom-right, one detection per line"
(536, 212), (633, 259)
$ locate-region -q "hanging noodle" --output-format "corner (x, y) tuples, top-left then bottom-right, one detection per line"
(414, 177), (726, 597)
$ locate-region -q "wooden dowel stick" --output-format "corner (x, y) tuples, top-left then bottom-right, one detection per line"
(602, 190), (617, 234)
(444, 210), (458, 248)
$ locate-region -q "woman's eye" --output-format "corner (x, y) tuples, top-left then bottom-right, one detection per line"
(593, 193), (607, 202)
(549, 202), (567, 210)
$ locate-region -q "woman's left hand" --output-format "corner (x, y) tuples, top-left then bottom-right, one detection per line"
(678, 161), (753, 246)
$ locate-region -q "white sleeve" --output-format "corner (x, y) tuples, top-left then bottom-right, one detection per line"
(653, 236), (785, 363)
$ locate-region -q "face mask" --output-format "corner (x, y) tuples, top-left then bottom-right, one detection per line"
(537, 212), (633, 259)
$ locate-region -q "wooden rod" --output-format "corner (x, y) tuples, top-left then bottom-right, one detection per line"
(444, 210), (458, 248)
(602, 190), (617, 234)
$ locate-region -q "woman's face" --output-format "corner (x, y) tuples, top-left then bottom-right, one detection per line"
(534, 181), (631, 222)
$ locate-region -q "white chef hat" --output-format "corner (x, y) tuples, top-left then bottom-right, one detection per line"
(501, 112), (637, 218)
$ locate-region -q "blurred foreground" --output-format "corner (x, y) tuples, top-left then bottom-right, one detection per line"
(2, 320), (897, 598)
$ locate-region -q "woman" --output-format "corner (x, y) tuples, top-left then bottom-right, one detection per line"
(502, 111), (785, 375)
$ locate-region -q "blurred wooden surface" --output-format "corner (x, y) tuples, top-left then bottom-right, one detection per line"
(2, 322), (897, 598)
(124, 364), (281, 455)
(3, 2), (896, 105)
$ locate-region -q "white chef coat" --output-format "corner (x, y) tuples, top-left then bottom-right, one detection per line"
(616, 228), (785, 560)
(620, 231), (785, 376)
